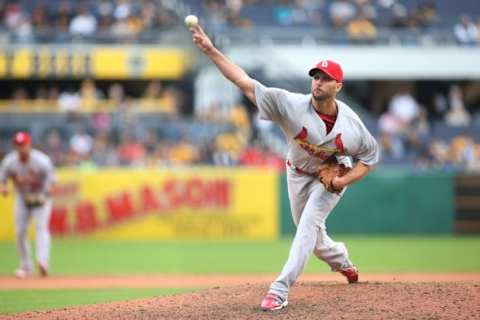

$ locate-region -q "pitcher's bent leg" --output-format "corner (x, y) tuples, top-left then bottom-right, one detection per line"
(313, 227), (351, 271)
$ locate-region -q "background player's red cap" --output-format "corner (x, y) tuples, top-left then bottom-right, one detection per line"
(13, 131), (31, 146)
(308, 60), (344, 82)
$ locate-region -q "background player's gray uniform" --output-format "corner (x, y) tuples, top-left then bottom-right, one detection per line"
(0, 149), (55, 272)
(254, 81), (379, 300)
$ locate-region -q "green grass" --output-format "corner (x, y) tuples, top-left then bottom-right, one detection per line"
(0, 236), (479, 315)
(1, 236), (479, 275)
(0, 287), (194, 314)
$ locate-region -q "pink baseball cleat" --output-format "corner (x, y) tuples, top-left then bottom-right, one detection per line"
(339, 265), (359, 283)
(261, 293), (288, 311)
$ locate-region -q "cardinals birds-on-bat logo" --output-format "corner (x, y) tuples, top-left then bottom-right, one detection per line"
(294, 127), (345, 160)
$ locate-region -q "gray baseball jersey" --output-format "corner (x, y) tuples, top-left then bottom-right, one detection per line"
(0, 149), (55, 273)
(254, 80), (379, 300)
(254, 81), (379, 169)
(0, 149), (55, 195)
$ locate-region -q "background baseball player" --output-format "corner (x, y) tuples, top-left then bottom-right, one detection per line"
(0, 131), (56, 279)
(188, 23), (379, 310)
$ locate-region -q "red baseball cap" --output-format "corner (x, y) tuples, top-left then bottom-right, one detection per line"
(308, 60), (344, 82)
(13, 131), (31, 146)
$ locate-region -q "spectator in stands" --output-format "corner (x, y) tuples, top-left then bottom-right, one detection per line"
(239, 141), (284, 171)
(471, 144), (480, 172)
(34, 87), (48, 103)
(117, 133), (146, 166)
(111, 13), (143, 42)
(273, 2), (309, 27)
(69, 127), (93, 163)
(432, 91), (449, 120)
(139, 1), (155, 29)
(142, 128), (159, 157)
(388, 87), (420, 126)
(378, 88), (421, 161)
(9, 88), (29, 110)
(107, 83), (127, 109)
(412, 1), (439, 30)
(202, 0), (228, 27)
(378, 111), (405, 160)
(4, 3), (33, 42)
(90, 111), (112, 135)
(44, 130), (67, 166)
(31, 5), (49, 33)
(91, 132), (118, 166)
(153, 3), (176, 28)
(54, 1), (73, 38)
(426, 136), (450, 168)
(97, 0), (115, 34)
(163, 86), (184, 116)
(454, 15), (479, 45)
(229, 104), (251, 138)
(69, 4), (97, 37)
(346, 12), (377, 42)
(140, 81), (175, 113)
(389, 3), (411, 29)
(451, 136), (475, 170)
(80, 78), (103, 111)
(225, 0), (251, 28)
(212, 132), (241, 166)
(48, 86), (60, 101)
(57, 89), (81, 113)
(445, 85), (471, 127)
(168, 137), (200, 165)
(354, 0), (377, 21)
(329, 0), (356, 29)
(405, 106), (430, 160)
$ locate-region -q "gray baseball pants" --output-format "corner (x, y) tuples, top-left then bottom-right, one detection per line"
(15, 197), (52, 272)
(269, 167), (352, 300)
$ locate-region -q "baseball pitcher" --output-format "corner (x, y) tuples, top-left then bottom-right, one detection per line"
(188, 24), (379, 310)
(0, 132), (56, 279)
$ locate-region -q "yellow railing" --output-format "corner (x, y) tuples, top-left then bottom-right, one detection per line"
(0, 97), (176, 113)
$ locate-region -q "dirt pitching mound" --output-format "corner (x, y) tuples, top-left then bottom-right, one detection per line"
(5, 281), (479, 320)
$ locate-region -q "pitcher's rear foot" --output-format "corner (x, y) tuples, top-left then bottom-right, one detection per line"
(339, 265), (359, 283)
(261, 293), (288, 311)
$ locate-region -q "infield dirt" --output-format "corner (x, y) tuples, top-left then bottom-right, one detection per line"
(1, 274), (479, 320)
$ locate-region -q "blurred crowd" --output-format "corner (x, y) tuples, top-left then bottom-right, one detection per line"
(4, 79), (184, 114)
(38, 105), (284, 170)
(378, 84), (480, 172)
(0, 77), (285, 169)
(0, 0), (180, 42)
(1, 0), (480, 172)
(197, 0), (480, 44)
(0, 0), (479, 44)
(2, 80), (480, 172)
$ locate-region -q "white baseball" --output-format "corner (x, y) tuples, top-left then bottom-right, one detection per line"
(184, 15), (198, 27)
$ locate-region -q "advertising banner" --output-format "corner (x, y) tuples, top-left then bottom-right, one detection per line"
(0, 168), (279, 240)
